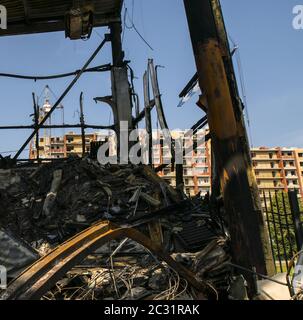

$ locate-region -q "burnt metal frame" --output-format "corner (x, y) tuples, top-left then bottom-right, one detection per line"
(13, 37), (109, 160)
(0, 11), (137, 163)
(0, 37), (112, 163)
(0, 1), (136, 163)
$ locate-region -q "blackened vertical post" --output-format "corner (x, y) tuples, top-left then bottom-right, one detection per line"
(176, 164), (184, 192)
(32, 93), (40, 162)
(183, 0), (275, 296)
(109, 22), (133, 158)
(289, 190), (303, 250)
(143, 71), (153, 166)
(110, 22), (124, 67)
(79, 92), (86, 157)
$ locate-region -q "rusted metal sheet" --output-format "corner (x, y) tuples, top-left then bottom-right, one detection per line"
(1, 221), (207, 300)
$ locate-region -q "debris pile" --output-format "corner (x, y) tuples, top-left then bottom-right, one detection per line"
(0, 157), (179, 243)
(40, 237), (230, 300)
(0, 157), (232, 300)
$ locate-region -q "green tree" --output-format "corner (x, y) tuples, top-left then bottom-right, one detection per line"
(266, 192), (302, 262)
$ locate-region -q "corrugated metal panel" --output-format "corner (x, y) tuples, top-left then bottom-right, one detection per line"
(175, 220), (218, 252)
(0, 228), (39, 278)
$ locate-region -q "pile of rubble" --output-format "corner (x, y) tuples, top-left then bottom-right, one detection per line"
(0, 157), (232, 300)
(40, 237), (230, 301)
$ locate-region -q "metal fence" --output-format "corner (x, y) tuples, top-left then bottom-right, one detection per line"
(262, 190), (303, 273)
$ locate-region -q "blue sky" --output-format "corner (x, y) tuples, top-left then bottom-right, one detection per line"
(0, 0), (302, 158)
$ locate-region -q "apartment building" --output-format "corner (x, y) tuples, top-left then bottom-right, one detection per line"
(251, 147), (303, 198)
(157, 140), (303, 198)
(29, 131), (112, 159)
(156, 130), (212, 197)
(29, 130), (303, 198)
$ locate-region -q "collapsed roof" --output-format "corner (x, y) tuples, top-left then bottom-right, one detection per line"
(0, 0), (123, 37)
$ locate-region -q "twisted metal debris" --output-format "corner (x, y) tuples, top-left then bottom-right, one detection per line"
(0, 157), (231, 300)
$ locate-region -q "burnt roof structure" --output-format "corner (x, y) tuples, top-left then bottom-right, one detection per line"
(0, 0), (123, 37)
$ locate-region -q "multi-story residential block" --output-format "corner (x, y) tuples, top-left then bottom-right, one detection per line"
(29, 130), (303, 198)
(29, 131), (114, 159)
(251, 147), (303, 198)
(156, 130), (211, 197)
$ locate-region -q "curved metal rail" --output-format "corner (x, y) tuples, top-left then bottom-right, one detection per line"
(1, 221), (206, 300)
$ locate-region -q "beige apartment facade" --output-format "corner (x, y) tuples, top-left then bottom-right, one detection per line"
(156, 130), (212, 197)
(29, 132), (111, 159)
(251, 147), (303, 198)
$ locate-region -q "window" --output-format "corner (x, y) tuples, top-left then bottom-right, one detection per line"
(194, 168), (208, 175)
(163, 150), (171, 157)
(299, 153), (303, 158)
(39, 138), (44, 142)
(269, 153), (273, 159)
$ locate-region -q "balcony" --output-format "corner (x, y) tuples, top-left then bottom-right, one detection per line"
(287, 185), (300, 189)
(254, 167), (281, 170)
(258, 186), (285, 190)
(256, 176), (282, 180)
(51, 148), (65, 154)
